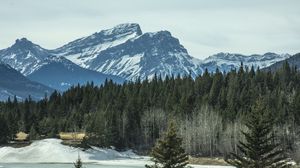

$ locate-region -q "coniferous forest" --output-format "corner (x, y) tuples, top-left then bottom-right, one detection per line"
(1, 62), (300, 159)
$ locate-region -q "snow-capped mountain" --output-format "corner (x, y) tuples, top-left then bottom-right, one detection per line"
(54, 23), (203, 80)
(263, 53), (300, 72)
(0, 38), (51, 75)
(202, 52), (291, 72)
(0, 62), (53, 101)
(0, 38), (125, 91)
(87, 31), (203, 80)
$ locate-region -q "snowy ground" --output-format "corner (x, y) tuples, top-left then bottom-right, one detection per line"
(0, 139), (233, 168)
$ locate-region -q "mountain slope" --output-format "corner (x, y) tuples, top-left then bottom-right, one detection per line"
(263, 53), (300, 72)
(202, 52), (291, 72)
(53, 23), (143, 68)
(27, 56), (125, 91)
(0, 62), (53, 101)
(0, 39), (125, 91)
(88, 31), (202, 80)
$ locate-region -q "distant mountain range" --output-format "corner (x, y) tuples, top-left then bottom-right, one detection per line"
(0, 23), (297, 100)
(202, 52), (290, 72)
(263, 53), (300, 72)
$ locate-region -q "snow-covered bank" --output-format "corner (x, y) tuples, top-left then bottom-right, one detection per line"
(0, 139), (145, 163)
(0, 139), (234, 167)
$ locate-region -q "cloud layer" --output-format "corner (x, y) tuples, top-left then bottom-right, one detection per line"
(0, 0), (299, 59)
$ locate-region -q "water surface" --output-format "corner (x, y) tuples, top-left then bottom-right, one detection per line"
(0, 163), (141, 168)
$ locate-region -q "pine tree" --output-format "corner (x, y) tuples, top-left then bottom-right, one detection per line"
(225, 100), (289, 168)
(145, 120), (189, 168)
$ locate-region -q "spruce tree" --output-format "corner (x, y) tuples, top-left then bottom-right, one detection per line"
(145, 120), (189, 168)
(225, 100), (289, 168)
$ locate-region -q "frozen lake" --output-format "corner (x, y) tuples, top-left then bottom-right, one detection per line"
(1, 163), (138, 168)
(0, 163), (233, 168)
(0, 163), (140, 168)
(0, 163), (142, 168)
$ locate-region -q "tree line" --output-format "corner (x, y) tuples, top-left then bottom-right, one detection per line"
(0, 61), (300, 159)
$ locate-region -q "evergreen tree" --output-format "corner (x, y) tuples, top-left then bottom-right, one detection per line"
(225, 100), (289, 168)
(208, 68), (223, 106)
(145, 120), (189, 168)
(0, 61), (299, 156)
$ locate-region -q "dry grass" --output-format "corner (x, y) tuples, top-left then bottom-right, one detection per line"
(59, 132), (86, 141)
(188, 156), (229, 166)
(15, 132), (29, 141)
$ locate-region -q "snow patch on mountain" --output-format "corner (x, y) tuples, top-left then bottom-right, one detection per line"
(97, 53), (143, 80)
(62, 33), (139, 68)
(53, 23), (143, 69)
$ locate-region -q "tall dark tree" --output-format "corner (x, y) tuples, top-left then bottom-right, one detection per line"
(226, 100), (289, 168)
(145, 120), (189, 168)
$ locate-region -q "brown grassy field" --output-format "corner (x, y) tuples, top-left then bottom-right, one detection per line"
(188, 156), (229, 166)
(59, 132), (86, 141)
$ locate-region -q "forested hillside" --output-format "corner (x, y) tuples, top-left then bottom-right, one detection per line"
(0, 61), (300, 157)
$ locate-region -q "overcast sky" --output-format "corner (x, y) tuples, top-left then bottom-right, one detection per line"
(0, 0), (299, 59)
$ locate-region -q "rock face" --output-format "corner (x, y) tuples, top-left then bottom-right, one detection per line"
(0, 62), (53, 101)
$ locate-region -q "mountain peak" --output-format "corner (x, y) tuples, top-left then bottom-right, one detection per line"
(101, 23), (142, 36)
(144, 31), (172, 38)
(114, 23), (141, 29)
(13, 38), (34, 49)
(16, 37), (29, 42)
(0, 37), (51, 75)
